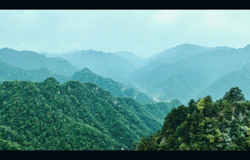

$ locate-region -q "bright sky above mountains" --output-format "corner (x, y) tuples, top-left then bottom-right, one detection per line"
(0, 10), (249, 58)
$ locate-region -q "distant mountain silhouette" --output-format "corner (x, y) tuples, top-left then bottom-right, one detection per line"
(0, 48), (78, 76)
(197, 63), (250, 101)
(0, 62), (154, 104)
(59, 50), (136, 83)
(70, 67), (155, 104)
(114, 51), (147, 68)
(128, 44), (250, 104)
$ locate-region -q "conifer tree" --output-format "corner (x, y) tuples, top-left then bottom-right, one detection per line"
(228, 87), (245, 103)
(203, 96), (213, 118)
(188, 99), (196, 114)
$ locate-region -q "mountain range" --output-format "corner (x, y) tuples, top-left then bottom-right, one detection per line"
(2, 44), (250, 105)
(59, 50), (137, 83)
(127, 44), (250, 104)
(1, 43), (250, 150)
(0, 62), (153, 104)
(0, 48), (78, 76)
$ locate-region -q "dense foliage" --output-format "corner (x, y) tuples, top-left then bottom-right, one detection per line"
(133, 87), (250, 151)
(0, 78), (178, 150)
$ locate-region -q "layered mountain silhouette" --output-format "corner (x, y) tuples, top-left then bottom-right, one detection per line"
(70, 68), (154, 104)
(197, 63), (250, 101)
(127, 44), (250, 104)
(0, 62), (153, 104)
(114, 51), (147, 69)
(0, 48), (78, 76)
(59, 50), (137, 83)
(1, 43), (250, 150)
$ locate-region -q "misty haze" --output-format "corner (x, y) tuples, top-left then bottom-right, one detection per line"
(0, 10), (250, 151)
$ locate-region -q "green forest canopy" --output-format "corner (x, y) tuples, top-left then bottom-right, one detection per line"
(134, 87), (250, 151)
(0, 78), (179, 150)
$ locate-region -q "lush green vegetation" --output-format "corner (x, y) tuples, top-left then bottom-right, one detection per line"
(133, 87), (250, 151)
(0, 78), (179, 150)
(71, 68), (154, 104)
(3, 44), (250, 151)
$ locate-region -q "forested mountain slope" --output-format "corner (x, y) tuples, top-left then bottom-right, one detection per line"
(156, 71), (209, 104)
(70, 68), (154, 104)
(173, 45), (250, 81)
(0, 48), (78, 76)
(0, 78), (180, 150)
(128, 62), (211, 104)
(134, 87), (250, 151)
(0, 62), (154, 104)
(0, 62), (68, 84)
(197, 63), (250, 101)
(128, 44), (250, 104)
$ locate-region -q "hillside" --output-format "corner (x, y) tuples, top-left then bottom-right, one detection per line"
(0, 78), (179, 150)
(127, 44), (250, 104)
(197, 63), (250, 101)
(114, 51), (147, 69)
(0, 62), (67, 84)
(0, 48), (78, 76)
(0, 62), (154, 104)
(147, 43), (212, 65)
(128, 62), (211, 104)
(70, 68), (154, 104)
(134, 87), (250, 151)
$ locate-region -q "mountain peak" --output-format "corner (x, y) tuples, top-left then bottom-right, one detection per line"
(0, 62), (17, 69)
(81, 67), (92, 73)
(212, 46), (235, 51)
(0, 47), (15, 52)
(243, 44), (250, 50)
(175, 43), (197, 47)
(43, 77), (60, 85)
(163, 43), (212, 53)
(175, 43), (205, 48)
(0, 61), (9, 66)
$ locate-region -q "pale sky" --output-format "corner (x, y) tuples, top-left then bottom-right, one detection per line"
(0, 10), (250, 58)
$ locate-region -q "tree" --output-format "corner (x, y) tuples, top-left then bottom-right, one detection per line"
(228, 87), (245, 103)
(203, 96), (213, 118)
(188, 99), (196, 114)
(223, 92), (230, 101)
(197, 98), (205, 112)
(223, 100), (233, 121)
(211, 101), (219, 117)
